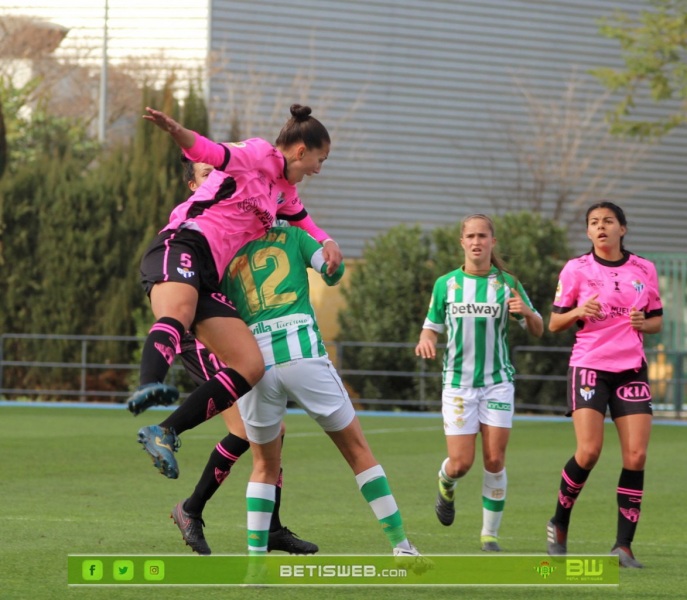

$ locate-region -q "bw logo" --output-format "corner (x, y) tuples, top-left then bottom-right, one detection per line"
(566, 559), (603, 576)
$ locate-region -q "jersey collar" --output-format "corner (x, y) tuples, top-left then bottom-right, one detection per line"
(591, 249), (631, 267)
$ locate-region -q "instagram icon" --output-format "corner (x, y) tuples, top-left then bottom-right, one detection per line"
(143, 560), (165, 581)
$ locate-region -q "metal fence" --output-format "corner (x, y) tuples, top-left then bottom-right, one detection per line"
(0, 333), (684, 417)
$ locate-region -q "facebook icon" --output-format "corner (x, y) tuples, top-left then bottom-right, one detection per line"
(82, 560), (103, 581)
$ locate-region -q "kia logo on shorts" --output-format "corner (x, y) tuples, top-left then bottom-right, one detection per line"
(617, 382), (651, 401)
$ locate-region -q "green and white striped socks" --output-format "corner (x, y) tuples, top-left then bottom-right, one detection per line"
(356, 464), (410, 551)
(246, 481), (275, 554)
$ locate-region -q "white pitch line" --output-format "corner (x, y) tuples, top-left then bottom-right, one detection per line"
(186, 426), (439, 440)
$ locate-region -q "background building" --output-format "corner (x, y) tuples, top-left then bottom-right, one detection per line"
(1, 0), (685, 350)
(2, 1), (686, 256)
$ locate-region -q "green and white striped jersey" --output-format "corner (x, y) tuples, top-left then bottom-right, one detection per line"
(423, 266), (539, 388)
(221, 227), (344, 367)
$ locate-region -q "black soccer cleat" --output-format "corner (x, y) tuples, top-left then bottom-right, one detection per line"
(611, 545), (643, 568)
(171, 500), (211, 555)
(546, 519), (568, 555)
(267, 527), (318, 554)
(435, 482), (456, 526)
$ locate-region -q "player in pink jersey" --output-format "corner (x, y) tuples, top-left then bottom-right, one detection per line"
(545, 202), (663, 568)
(138, 158), (313, 555)
(128, 104), (342, 481)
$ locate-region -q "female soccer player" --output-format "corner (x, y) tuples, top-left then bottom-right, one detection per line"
(545, 202), (663, 568)
(129, 104), (342, 479)
(233, 225), (426, 564)
(415, 213), (543, 552)
(167, 158), (316, 556)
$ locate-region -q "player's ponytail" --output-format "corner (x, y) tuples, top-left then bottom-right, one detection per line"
(275, 104), (330, 150)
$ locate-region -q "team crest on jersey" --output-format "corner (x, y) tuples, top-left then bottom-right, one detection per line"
(489, 278), (503, 291)
(228, 141), (246, 148)
(580, 386), (595, 402)
(632, 280), (645, 294)
(276, 192), (286, 205)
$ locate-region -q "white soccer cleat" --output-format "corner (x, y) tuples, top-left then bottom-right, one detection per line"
(393, 543), (434, 574)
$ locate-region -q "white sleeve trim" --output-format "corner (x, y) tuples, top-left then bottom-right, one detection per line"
(310, 248), (326, 273)
(422, 319), (445, 334)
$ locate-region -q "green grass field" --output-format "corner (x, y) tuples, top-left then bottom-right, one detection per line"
(2, 405), (685, 599)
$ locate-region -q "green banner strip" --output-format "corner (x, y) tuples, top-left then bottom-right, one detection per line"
(69, 554), (619, 586)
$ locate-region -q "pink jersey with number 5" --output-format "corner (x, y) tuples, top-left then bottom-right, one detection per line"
(163, 135), (328, 279)
(552, 252), (663, 372)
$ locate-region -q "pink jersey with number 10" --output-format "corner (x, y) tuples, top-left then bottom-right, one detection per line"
(162, 134), (328, 279)
(552, 251), (663, 372)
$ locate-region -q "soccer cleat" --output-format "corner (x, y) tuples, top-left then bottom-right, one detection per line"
(435, 480), (455, 526)
(393, 544), (434, 574)
(393, 543), (434, 574)
(137, 424), (181, 479)
(611, 545), (643, 568)
(480, 535), (502, 552)
(171, 500), (211, 555)
(267, 527), (319, 554)
(546, 519), (568, 555)
(127, 382), (179, 416)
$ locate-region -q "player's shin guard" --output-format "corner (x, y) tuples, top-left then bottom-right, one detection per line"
(247, 482), (276, 554)
(356, 464), (409, 549)
(553, 456), (591, 528)
(185, 433), (250, 515)
(481, 468), (507, 538)
(139, 317), (185, 385)
(616, 468), (644, 548)
(161, 368), (251, 435)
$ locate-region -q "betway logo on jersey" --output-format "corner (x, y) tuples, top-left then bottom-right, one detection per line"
(448, 302), (502, 318)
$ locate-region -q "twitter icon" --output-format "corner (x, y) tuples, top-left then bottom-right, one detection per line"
(113, 560), (134, 581)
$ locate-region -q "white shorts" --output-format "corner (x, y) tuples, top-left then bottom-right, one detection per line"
(238, 356), (356, 444)
(442, 382), (514, 435)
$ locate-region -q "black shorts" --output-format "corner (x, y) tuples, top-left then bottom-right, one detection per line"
(139, 228), (240, 325)
(566, 363), (653, 420)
